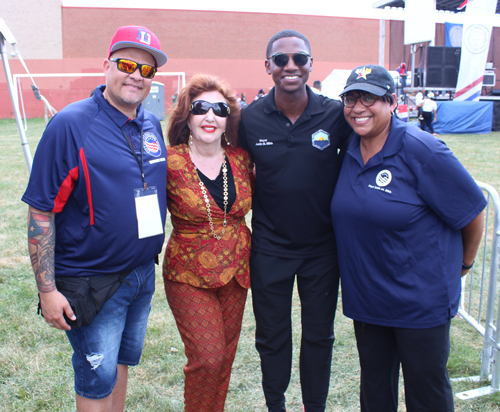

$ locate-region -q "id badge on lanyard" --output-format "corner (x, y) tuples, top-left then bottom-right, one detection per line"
(122, 126), (164, 239)
(134, 186), (163, 239)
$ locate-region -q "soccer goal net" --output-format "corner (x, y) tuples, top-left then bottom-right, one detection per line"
(12, 71), (185, 120)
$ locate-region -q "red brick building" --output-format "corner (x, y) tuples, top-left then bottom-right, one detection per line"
(1, 2), (499, 118)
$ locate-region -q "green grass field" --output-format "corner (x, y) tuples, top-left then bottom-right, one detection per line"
(1, 118), (500, 411)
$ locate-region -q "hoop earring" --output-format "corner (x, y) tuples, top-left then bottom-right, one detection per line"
(223, 133), (230, 146)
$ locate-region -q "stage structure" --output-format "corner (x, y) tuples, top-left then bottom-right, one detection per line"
(373, 0), (500, 95)
(374, 0), (435, 90)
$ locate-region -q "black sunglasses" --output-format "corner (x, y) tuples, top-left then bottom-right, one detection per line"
(267, 52), (311, 68)
(109, 58), (157, 79)
(189, 100), (231, 118)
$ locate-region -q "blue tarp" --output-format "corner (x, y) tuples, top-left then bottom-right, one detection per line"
(433, 101), (493, 134)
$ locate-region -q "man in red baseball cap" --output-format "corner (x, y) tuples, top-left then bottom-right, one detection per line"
(108, 25), (168, 67)
(23, 25), (168, 412)
(103, 25), (168, 118)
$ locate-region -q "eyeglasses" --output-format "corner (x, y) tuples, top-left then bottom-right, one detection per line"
(189, 100), (231, 117)
(109, 58), (157, 79)
(267, 52), (311, 68)
(342, 93), (379, 108)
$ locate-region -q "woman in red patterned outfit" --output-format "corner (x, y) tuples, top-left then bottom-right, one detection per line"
(163, 74), (253, 412)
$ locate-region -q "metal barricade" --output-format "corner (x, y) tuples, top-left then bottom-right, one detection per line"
(453, 181), (500, 400)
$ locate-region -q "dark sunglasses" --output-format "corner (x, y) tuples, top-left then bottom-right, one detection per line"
(109, 58), (157, 79)
(267, 52), (311, 67)
(342, 93), (379, 108)
(189, 100), (231, 117)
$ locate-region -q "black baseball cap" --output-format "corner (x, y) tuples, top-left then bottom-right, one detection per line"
(342, 64), (395, 96)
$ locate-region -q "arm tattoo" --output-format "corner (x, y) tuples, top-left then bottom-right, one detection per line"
(28, 211), (56, 293)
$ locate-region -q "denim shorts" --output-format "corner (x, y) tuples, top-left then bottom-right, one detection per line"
(65, 260), (155, 399)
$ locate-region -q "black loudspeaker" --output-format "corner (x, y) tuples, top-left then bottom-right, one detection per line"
(426, 68), (443, 87)
(443, 67), (459, 88)
(484, 72), (496, 87)
(427, 46), (445, 66)
(426, 46), (461, 88)
(444, 47), (461, 67)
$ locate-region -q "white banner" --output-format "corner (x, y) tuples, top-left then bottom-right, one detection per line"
(455, 0), (497, 101)
(404, 0), (435, 45)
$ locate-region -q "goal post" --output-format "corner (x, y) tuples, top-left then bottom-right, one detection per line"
(12, 71), (186, 120)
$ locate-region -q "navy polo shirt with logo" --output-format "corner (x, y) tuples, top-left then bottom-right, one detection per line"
(22, 85), (167, 277)
(331, 118), (486, 328)
(239, 86), (352, 258)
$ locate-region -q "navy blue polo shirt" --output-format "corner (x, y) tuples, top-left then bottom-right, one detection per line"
(22, 85), (167, 277)
(331, 118), (486, 328)
(240, 86), (352, 258)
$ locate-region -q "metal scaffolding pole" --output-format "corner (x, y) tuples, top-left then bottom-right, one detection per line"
(0, 18), (32, 173)
(379, 16), (385, 66)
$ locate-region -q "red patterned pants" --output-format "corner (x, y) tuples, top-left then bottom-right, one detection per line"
(164, 277), (248, 412)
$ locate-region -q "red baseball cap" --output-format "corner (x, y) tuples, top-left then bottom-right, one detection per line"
(108, 26), (168, 67)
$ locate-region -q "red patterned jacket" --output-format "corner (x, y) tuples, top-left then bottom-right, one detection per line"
(163, 144), (253, 289)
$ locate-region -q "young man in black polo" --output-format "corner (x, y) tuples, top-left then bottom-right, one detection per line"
(239, 30), (352, 412)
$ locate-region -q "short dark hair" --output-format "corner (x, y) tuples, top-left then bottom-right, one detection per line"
(381, 92), (396, 105)
(266, 29), (311, 58)
(167, 74), (241, 147)
(377, 92), (398, 115)
(313, 80), (321, 88)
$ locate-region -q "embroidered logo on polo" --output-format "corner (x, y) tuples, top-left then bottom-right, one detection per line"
(137, 29), (151, 45)
(255, 139), (273, 146)
(311, 129), (330, 150)
(368, 169), (393, 194)
(143, 132), (161, 157)
(376, 170), (392, 187)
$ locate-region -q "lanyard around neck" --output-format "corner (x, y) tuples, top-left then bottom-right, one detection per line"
(121, 127), (147, 189)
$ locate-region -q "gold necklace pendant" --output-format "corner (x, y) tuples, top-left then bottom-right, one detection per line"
(194, 156), (228, 240)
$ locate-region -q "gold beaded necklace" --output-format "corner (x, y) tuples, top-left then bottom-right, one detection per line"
(192, 154), (228, 240)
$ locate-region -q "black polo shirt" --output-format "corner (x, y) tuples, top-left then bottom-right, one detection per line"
(239, 86), (352, 258)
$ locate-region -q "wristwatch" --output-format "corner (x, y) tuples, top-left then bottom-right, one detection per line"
(462, 261), (474, 270)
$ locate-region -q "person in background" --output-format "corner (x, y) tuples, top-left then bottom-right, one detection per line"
(240, 92), (247, 108)
(172, 92), (179, 105)
(239, 29), (352, 412)
(397, 62), (408, 89)
(255, 88), (266, 100)
(22, 25), (168, 412)
(332, 64), (486, 412)
(163, 74), (253, 412)
(418, 91), (438, 136)
(415, 90), (424, 123)
(311, 80), (322, 94)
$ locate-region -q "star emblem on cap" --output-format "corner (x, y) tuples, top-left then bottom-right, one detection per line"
(356, 67), (372, 80)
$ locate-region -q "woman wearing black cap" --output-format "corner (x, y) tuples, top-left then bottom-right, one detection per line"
(331, 64), (486, 412)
